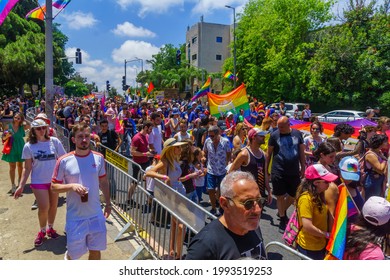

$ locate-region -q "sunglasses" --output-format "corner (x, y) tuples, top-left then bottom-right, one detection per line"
(35, 127), (46, 131)
(226, 197), (266, 210)
(312, 128), (320, 131)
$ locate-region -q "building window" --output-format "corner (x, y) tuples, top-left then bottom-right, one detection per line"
(192, 37), (197, 44)
(192, 54), (197, 60)
(216, 36), (223, 43)
(216, 54), (222, 61)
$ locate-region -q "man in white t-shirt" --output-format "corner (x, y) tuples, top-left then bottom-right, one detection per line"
(148, 112), (163, 155)
(51, 123), (111, 260)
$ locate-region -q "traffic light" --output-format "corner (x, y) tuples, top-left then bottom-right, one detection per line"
(176, 50), (181, 65)
(106, 80), (110, 92)
(75, 48), (82, 64)
(122, 76), (126, 90)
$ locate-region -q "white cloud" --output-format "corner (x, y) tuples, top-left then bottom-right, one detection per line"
(65, 41), (160, 92)
(60, 11), (98, 30)
(111, 40), (160, 64)
(112, 22), (156, 38)
(192, 0), (247, 16)
(116, 0), (184, 17)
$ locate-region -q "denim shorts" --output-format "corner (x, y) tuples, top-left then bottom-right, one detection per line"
(206, 173), (225, 190)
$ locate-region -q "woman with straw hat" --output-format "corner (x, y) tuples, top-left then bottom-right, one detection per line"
(145, 138), (188, 259)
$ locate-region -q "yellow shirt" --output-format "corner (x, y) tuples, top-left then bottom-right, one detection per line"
(297, 192), (328, 251)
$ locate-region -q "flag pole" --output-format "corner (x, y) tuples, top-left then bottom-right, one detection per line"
(45, 0), (54, 127)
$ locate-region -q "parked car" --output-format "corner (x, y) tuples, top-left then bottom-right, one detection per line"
(265, 102), (306, 118)
(317, 110), (365, 123)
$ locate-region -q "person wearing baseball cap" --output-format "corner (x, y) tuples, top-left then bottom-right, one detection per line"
(344, 196), (390, 259)
(34, 113), (57, 137)
(295, 164), (338, 260)
(228, 128), (272, 206)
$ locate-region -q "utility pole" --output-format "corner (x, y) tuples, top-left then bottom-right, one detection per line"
(45, 0), (54, 125)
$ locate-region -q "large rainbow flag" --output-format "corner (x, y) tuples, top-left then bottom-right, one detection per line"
(325, 185), (358, 260)
(208, 83), (250, 119)
(0, 0), (20, 26)
(291, 122), (360, 139)
(191, 77), (211, 101)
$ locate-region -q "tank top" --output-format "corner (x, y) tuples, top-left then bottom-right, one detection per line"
(168, 161), (186, 196)
(240, 147), (266, 196)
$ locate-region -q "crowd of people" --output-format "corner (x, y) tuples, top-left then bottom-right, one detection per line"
(1, 93), (389, 260)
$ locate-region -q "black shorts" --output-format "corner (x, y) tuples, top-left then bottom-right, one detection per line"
(132, 161), (150, 181)
(271, 173), (301, 197)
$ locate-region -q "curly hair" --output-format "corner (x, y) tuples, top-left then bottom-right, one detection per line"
(295, 178), (325, 213)
(344, 215), (390, 259)
(369, 133), (388, 149)
(27, 126), (50, 144)
(333, 123), (355, 137)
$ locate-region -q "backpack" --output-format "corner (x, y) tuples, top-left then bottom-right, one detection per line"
(283, 209), (301, 248)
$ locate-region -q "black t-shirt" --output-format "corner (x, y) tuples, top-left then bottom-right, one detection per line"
(186, 219), (267, 260)
(98, 130), (118, 156)
(268, 128), (303, 176)
(194, 127), (207, 148)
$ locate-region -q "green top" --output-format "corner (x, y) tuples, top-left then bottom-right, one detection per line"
(1, 124), (25, 163)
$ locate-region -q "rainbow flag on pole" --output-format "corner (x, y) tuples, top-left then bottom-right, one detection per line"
(53, 0), (71, 9)
(191, 77), (211, 101)
(26, 5), (46, 20)
(208, 83), (250, 119)
(224, 70), (237, 81)
(325, 185), (358, 260)
(0, 0), (20, 26)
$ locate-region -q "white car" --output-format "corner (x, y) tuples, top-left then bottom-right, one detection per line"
(265, 102), (306, 118)
(317, 110), (365, 122)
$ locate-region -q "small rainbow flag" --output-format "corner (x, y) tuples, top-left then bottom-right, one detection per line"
(0, 0), (20, 26)
(191, 77), (211, 101)
(26, 5), (46, 21)
(208, 83), (250, 120)
(53, 0), (71, 9)
(224, 70), (237, 81)
(83, 93), (95, 100)
(325, 185), (358, 260)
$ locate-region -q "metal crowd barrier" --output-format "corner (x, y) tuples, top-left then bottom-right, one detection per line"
(53, 123), (70, 152)
(265, 241), (312, 260)
(97, 142), (217, 260)
(25, 107), (36, 123)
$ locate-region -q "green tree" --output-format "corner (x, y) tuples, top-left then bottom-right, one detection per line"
(230, 0), (333, 102)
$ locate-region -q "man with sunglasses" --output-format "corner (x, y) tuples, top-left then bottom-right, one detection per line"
(186, 171), (267, 260)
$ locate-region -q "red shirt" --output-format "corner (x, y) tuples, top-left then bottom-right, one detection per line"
(131, 132), (149, 164)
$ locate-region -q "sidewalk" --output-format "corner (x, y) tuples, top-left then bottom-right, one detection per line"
(0, 141), (138, 260)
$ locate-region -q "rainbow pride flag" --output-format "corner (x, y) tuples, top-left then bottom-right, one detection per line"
(83, 93), (95, 100)
(26, 5), (46, 20)
(325, 185), (358, 260)
(291, 122), (360, 139)
(191, 77), (211, 101)
(224, 70), (237, 81)
(208, 83), (250, 120)
(0, 0), (20, 26)
(53, 0), (71, 9)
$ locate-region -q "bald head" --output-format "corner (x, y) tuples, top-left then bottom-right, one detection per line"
(277, 116), (291, 133)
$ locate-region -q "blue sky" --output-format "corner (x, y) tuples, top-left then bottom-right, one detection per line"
(52, 0), (248, 93)
(51, 0), (366, 93)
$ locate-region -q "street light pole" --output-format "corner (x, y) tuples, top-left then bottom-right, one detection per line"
(225, 5), (236, 88)
(124, 58), (143, 89)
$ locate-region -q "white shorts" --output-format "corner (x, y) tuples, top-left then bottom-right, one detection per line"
(65, 215), (107, 260)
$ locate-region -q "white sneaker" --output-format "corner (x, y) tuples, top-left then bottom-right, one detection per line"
(11, 184), (17, 195)
(31, 200), (38, 210)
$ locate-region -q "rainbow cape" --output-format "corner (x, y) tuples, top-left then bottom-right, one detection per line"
(26, 5), (46, 20)
(191, 77), (211, 101)
(208, 83), (250, 119)
(224, 70), (237, 81)
(325, 185), (358, 260)
(0, 0), (20, 26)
